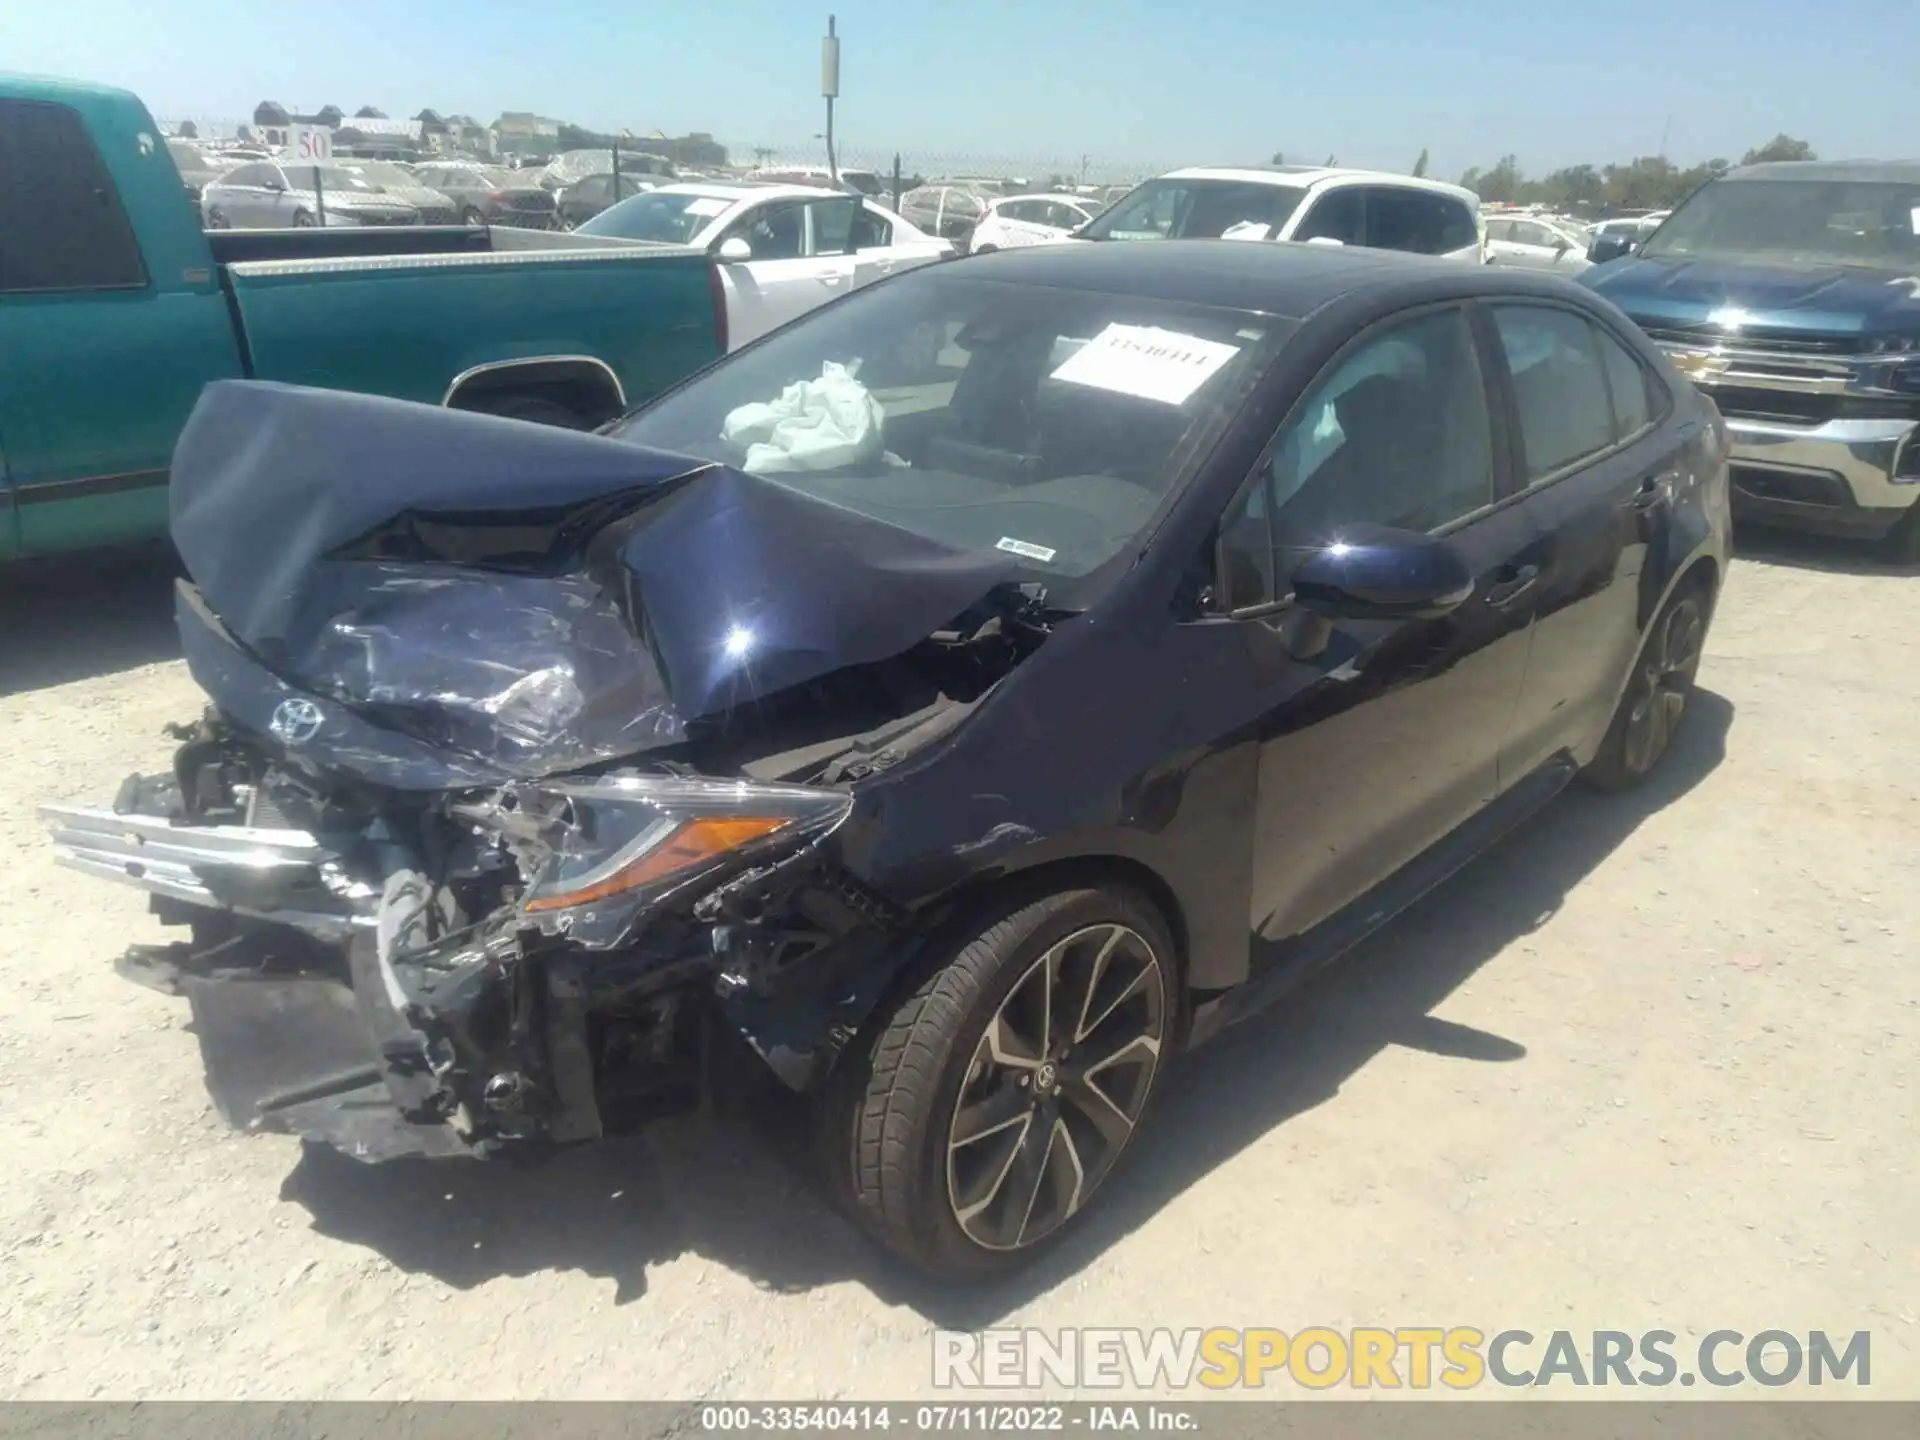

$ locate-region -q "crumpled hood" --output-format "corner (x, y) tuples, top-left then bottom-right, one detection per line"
(171, 381), (1020, 784)
(1584, 256), (1920, 342)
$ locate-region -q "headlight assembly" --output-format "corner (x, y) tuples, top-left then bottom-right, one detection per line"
(512, 773), (852, 928)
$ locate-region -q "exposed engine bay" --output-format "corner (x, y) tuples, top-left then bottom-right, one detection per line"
(42, 382), (1056, 1162)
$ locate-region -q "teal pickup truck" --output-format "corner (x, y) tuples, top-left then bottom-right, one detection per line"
(0, 74), (726, 559)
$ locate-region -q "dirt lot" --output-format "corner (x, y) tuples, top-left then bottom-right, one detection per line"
(0, 536), (1914, 1401)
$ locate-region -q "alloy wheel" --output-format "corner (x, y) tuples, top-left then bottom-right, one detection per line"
(945, 923), (1165, 1251)
(1621, 595), (1704, 775)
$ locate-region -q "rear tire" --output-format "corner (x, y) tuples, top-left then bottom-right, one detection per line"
(817, 884), (1176, 1280)
(461, 207), (486, 226)
(472, 394), (593, 430)
(1581, 578), (1711, 791)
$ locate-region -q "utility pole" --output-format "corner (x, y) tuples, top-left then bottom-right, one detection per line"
(822, 15), (841, 184)
(1658, 114), (1672, 157)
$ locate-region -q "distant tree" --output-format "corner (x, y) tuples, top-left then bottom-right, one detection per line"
(1740, 134), (1815, 165)
(1269, 150), (1285, 165)
(1325, 153), (1337, 166)
(1471, 154), (1523, 203)
(1458, 165), (1483, 193)
(1412, 147), (1429, 178)
(354, 105), (387, 120)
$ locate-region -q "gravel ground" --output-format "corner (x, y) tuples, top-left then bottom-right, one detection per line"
(0, 535), (1914, 1401)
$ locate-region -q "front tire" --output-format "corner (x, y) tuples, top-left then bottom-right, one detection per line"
(1582, 579), (1710, 790)
(291, 209), (316, 228)
(818, 885), (1175, 1279)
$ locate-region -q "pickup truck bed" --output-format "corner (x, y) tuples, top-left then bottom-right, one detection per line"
(0, 73), (724, 560)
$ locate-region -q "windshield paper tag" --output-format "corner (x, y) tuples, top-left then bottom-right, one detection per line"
(684, 197), (731, 218)
(1050, 323), (1240, 406)
(996, 537), (1057, 562)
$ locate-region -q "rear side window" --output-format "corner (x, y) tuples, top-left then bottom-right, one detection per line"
(0, 99), (147, 294)
(1491, 305), (1617, 479)
(1597, 327), (1656, 438)
(1366, 187), (1479, 255)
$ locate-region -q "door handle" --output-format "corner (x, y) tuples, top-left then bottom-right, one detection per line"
(1622, 473), (1677, 511)
(1483, 563), (1540, 608)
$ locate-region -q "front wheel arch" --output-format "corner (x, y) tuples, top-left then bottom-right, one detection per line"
(815, 854), (1192, 1097)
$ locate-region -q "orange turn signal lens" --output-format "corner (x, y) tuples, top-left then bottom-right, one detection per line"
(523, 815), (789, 914)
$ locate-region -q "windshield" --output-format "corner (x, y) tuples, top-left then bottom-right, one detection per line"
(576, 191), (731, 242)
(1640, 178), (1920, 269)
(609, 272), (1287, 606)
(1079, 177), (1309, 242)
(286, 166), (383, 194)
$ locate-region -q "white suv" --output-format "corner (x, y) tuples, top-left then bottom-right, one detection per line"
(1076, 165), (1486, 263)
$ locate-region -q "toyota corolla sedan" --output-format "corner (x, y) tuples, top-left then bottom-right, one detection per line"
(44, 241), (1729, 1280)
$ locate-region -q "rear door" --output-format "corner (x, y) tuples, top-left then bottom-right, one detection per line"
(1230, 302), (1541, 941)
(1480, 300), (1686, 775)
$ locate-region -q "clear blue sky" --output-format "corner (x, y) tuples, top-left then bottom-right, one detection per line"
(10, 0), (1912, 179)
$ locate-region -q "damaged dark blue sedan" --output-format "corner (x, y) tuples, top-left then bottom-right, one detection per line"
(44, 240), (1730, 1279)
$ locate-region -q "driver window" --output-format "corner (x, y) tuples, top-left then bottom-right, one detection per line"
(725, 201), (805, 260)
(1218, 307), (1493, 608)
(1293, 187), (1363, 244)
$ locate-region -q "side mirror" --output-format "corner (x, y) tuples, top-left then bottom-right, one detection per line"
(1587, 232), (1636, 264)
(263, 176), (285, 191)
(715, 236), (753, 262)
(1291, 526), (1475, 621)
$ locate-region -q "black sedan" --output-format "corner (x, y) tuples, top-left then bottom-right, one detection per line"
(45, 240), (1730, 1281)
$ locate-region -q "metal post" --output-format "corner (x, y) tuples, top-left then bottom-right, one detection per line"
(313, 166), (326, 226)
(892, 152), (902, 212)
(822, 15), (841, 186)
(612, 132), (621, 203)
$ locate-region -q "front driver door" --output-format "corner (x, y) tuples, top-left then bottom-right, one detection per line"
(1224, 303), (1542, 943)
(714, 198), (850, 347)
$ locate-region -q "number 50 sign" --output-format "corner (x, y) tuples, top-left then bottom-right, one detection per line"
(287, 125), (333, 163)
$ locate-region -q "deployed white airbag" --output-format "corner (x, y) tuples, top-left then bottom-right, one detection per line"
(721, 361), (886, 474)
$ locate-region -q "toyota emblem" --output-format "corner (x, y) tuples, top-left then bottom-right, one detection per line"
(268, 697), (325, 746)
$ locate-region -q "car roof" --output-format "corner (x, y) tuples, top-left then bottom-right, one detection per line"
(994, 193), (1098, 207)
(650, 180), (832, 204)
(1725, 159), (1920, 184)
(952, 238), (1569, 318)
(1159, 165), (1480, 205)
